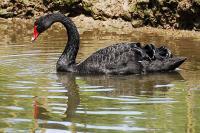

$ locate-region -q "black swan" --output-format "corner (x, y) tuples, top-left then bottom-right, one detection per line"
(32, 13), (186, 74)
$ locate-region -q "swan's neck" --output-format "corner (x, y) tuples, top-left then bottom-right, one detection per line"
(54, 14), (80, 71)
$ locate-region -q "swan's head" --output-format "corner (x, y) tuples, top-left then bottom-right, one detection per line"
(32, 14), (53, 41)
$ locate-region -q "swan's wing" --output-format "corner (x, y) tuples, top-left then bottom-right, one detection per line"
(76, 43), (186, 74)
(77, 42), (145, 74)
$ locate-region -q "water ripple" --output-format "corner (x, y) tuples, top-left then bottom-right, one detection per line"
(154, 84), (175, 88)
(76, 110), (143, 115)
(38, 120), (150, 131)
(81, 88), (114, 92)
(0, 106), (24, 111)
(90, 96), (139, 102)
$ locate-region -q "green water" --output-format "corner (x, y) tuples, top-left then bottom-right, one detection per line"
(0, 19), (200, 133)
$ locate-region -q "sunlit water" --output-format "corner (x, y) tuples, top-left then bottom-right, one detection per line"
(0, 19), (200, 133)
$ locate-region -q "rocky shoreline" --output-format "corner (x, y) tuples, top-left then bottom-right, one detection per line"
(1, 0), (200, 31)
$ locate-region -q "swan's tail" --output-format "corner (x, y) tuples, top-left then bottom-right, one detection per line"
(164, 57), (187, 70)
(145, 57), (187, 72)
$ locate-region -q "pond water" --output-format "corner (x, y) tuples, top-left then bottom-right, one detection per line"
(0, 19), (200, 133)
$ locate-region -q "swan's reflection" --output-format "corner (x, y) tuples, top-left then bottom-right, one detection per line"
(58, 72), (184, 114)
(34, 73), (80, 130)
(36, 72), (184, 131)
(58, 72), (184, 96)
(59, 73), (80, 121)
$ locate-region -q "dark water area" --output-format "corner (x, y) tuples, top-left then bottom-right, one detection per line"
(0, 19), (200, 133)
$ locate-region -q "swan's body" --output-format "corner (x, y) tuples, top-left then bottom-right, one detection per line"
(32, 13), (186, 74)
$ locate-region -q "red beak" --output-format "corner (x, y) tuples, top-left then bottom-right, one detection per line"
(31, 25), (39, 42)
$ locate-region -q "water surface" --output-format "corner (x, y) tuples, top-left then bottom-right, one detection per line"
(0, 19), (200, 133)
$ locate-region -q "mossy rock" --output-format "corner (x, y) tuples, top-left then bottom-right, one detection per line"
(129, 5), (138, 13)
(137, 0), (149, 3)
(131, 19), (143, 28)
(82, 1), (92, 12)
(193, 0), (200, 5)
(49, 0), (81, 6)
(20, 0), (29, 4)
(0, 9), (14, 18)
